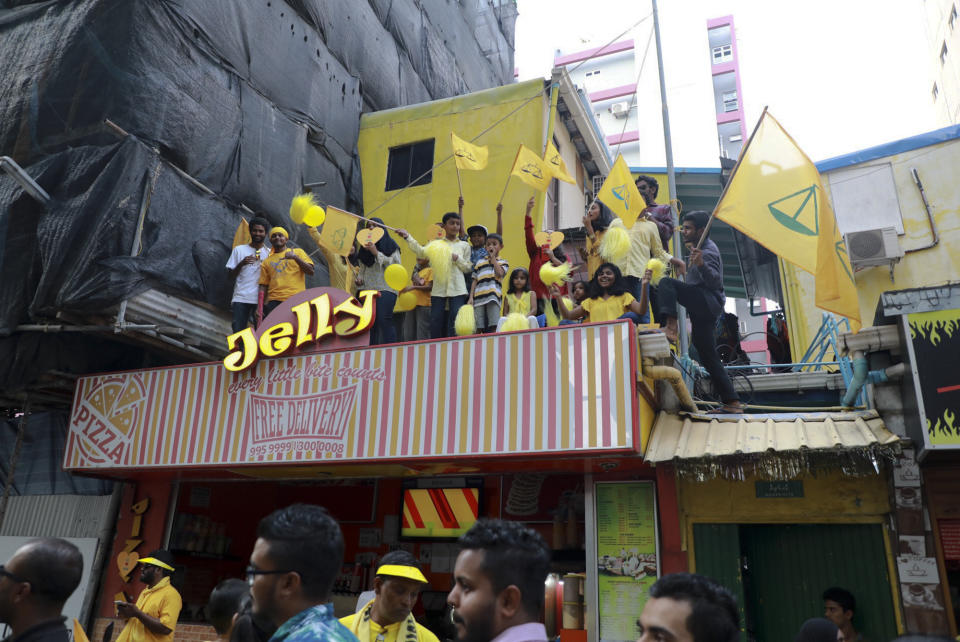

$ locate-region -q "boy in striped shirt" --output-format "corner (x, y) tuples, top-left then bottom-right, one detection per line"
(467, 234), (508, 333)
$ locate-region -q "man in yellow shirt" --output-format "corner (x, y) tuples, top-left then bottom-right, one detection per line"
(259, 227), (315, 318)
(116, 551), (182, 642)
(340, 551), (439, 642)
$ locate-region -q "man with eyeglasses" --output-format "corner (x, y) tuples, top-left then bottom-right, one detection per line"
(0, 538), (83, 642)
(246, 504), (356, 642)
(115, 551), (182, 642)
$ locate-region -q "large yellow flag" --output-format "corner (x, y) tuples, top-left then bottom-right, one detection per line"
(715, 112), (859, 330)
(451, 132), (488, 170)
(545, 140), (575, 184)
(815, 189), (861, 331)
(510, 144), (552, 192)
(316, 206), (358, 257)
(597, 154), (644, 227)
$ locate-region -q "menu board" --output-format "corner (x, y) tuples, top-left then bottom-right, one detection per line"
(595, 481), (659, 642)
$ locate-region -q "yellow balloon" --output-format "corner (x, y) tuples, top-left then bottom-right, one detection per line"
(303, 205), (326, 227)
(397, 290), (417, 310)
(384, 263), (409, 291)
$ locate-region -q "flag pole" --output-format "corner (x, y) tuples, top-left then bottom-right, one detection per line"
(695, 105), (768, 250)
(455, 163), (464, 200)
(652, 0), (690, 356)
(499, 145), (523, 205)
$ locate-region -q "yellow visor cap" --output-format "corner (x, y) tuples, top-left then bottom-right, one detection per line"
(376, 564), (428, 583)
(139, 557), (175, 572)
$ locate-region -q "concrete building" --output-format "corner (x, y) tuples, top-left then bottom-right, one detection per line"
(924, 0), (960, 126)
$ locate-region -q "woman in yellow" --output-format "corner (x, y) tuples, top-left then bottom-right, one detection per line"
(553, 262), (651, 323)
(582, 201), (615, 279)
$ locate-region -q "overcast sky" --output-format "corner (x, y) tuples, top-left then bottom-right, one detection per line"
(514, 0), (939, 164)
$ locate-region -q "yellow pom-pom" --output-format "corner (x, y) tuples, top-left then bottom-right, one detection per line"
(424, 240), (452, 286)
(455, 304), (476, 336)
(599, 218), (630, 265)
(646, 258), (667, 285)
(561, 297), (573, 310)
(384, 264), (409, 291)
(500, 313), (530, 333)
(289, 193), (316, 224)
(539, 261), (572, 287)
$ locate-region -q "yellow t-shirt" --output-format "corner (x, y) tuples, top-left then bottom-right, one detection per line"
(339, 611), (440, 642)
(412, 268), (433, 308)
(259, 248), (314, 302)
(116, 577), (182, 642)
(503, 292), (533, 316)
(581, 292), (635, 323)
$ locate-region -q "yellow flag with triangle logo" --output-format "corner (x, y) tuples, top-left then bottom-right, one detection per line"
(597, 154), (644, 227)
(545, 140), (575, 184)
(317, 206), (359, 257)
(451, 132), (488, 171)
(715, 112), (859, 330)
(510, 144), (552, 192)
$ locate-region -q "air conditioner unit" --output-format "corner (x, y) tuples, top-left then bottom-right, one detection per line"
(610, 102), (630, 118)
(844, 227), (904, 268)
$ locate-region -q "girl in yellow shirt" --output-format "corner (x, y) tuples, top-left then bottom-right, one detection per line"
(554, 262), (651, 324)
(497, 267), (539, 331)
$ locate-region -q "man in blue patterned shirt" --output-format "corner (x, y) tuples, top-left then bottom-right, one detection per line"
(247, 504), (358, 642)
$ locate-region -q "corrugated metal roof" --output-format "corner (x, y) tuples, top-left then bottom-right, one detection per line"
(646, 410), (899, 462)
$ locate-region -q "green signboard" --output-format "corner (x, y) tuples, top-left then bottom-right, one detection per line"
(595, 481), (659, 642)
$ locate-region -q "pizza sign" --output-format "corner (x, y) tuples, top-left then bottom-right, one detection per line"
(71, 375), (146, 466)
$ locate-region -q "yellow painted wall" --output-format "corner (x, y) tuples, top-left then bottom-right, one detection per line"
(357, 80), (547, 283)
(678, 471), (890, 526)
(783, 137), (960, 356)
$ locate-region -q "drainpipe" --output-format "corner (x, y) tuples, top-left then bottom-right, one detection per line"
(642, 358), (697, 412)
(838, 325), (903, 408)
(906, 168), (939, 254)
(841, 357), (907, 408)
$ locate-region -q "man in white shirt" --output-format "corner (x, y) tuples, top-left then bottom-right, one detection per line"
(226, 217), (270, 333)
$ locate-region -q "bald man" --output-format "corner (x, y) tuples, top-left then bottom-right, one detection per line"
(0, 538), (83, 642)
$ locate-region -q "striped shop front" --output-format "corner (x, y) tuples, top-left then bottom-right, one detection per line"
(63, 322), (642, 473)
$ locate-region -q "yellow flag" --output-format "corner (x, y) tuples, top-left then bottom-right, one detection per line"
(714, 113), (820, 272)
(317, 206), (358, 257)
(597, 154), (644, 227)
(232, 218), (252, 248)
(815, 185), (861, 331)
(74, 620), (91, 642)
(545, 140), (575, 184)
(451, 132), (488, 171)
(510, 144), (552, 192)
(715, 112), (859, 330)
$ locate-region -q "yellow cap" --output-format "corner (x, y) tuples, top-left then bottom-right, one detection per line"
(139, 557), (175, 572)
(376, 564), (428, 583)
(269, 226), (289, 238)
